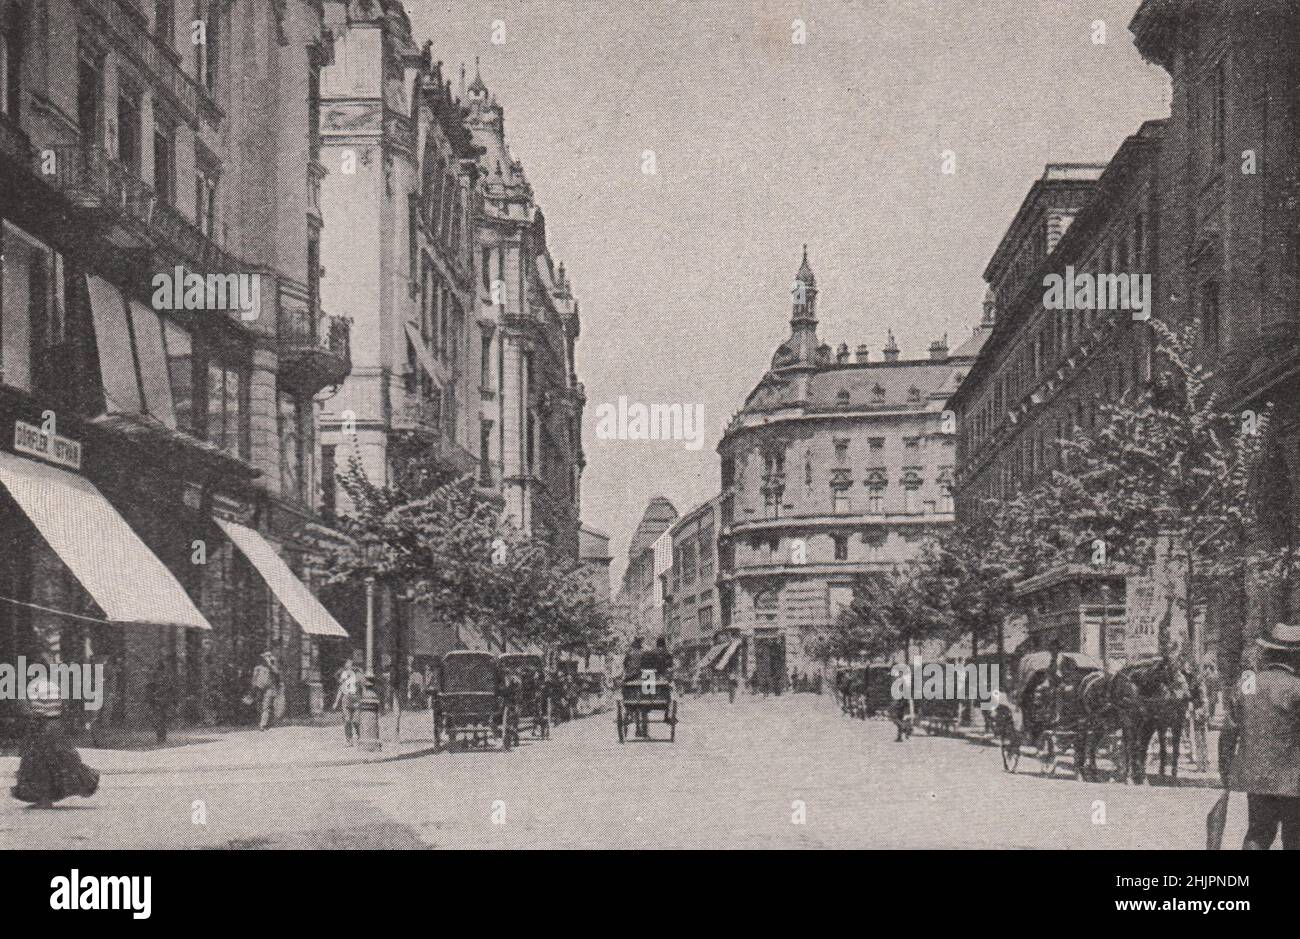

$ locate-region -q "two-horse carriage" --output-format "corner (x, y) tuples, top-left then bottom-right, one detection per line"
(616, 670), (678, 743)
(996, 651), (1202, 783)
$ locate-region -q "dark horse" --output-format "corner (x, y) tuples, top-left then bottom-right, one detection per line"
(1077, 670), (1143, 782)
(1123, 659), (1201, 783)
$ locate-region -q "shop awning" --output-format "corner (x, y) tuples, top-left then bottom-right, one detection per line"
(404, 323), (441, 380)
(715, 639), (742, 671)
(0, 450), (210, 629)
(215, 519), (349, 638)
(695, 642), (728, 673)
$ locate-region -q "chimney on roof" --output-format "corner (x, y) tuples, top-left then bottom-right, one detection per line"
(883, 331), (899, 363)
(856, 344), (869, 364)
(836, 343), (850, 365)
(929, 334), (949, 361)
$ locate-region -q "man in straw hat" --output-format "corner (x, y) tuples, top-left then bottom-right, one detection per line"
(1218, 623), (1300, 849)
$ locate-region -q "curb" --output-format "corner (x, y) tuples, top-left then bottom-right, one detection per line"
(0, 743), (440, 781)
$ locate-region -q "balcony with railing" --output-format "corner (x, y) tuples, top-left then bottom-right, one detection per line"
(36, 143), (242, 275)
(277, 304), (351, 393)
(391, 395), (442, 436)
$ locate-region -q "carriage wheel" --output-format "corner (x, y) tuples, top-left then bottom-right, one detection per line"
(1038, 732), (1056, 776)
(1000, 729), (1020, 773)
(669, 701), (677, 743)
(616, 701), (626, 743)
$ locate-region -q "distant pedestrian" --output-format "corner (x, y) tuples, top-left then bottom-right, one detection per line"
(889, 695), (913, 742)
(333, 657), (363, 746)
(251, 652), (281, 731)
(407, 661), (426, 711)
(1220, 623), (1300, 850)
(727, 673), (738, 704)
(622, 638), (644, 682)
(144, 659), (175, 744)
(11, 652), (99, 808)
(385, 659), (402, 736)
(85, 652), (115, 747)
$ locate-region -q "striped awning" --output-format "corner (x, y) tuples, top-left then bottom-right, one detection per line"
(714, 639), (742, 671)
(0, 450), (210, 629)
(216, 519), (349, 638)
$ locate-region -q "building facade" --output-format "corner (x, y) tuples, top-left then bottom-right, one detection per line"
(1130, 0), (1300, 675)
(953, 145), (1162, 516)
(717, 250), (987, 688)
(0, 0), (351, 732)
(316, 0), (487, 669)
(660, 496), (725, 676)
(949, 136), (1164, 663)
(615, 496), (677, 642)
(464, 66), (585, 558)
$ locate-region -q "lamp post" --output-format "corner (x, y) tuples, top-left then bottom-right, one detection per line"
(357, 532), (382, 752)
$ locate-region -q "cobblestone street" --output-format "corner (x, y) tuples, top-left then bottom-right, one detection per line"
(1, 694), (1249, 849)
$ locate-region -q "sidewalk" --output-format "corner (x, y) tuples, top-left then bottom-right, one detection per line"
(0, 709), (438, 780)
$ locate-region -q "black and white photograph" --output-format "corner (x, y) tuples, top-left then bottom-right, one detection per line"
(0, 0), (1296, 913)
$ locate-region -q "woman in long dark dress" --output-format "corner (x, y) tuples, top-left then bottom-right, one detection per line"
(11, 655), (100, 808)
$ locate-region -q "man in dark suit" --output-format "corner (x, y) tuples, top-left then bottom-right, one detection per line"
(1220, 623), (1300, 850)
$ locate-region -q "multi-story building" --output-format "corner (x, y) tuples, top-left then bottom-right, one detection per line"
(315, 0), (486, 668)
(950, 137), (1164, 663)
(464, 66), (585, 559)
(1129, 0), (1300, 675)
(659, 496), (725, 676)
(716, 250), (988, 688)
(615, 496), (677, 641)
(0, 0), (351, 731)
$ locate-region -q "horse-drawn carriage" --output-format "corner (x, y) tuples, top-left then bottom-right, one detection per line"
(996, 650), (1203, 782)
(430, 650), (516, 752)
(835, 665), (895, 719)
(499, 653), (552, 740)
(616, 671), (678, 743)
(996, 651), (1104, 776)
(915, 696), (962, 735)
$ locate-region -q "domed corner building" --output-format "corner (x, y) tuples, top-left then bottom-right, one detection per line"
(714, 248), (992, 690)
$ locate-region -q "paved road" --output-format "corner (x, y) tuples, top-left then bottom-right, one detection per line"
(0, 694), (1250, 849)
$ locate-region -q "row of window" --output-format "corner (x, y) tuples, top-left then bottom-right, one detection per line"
(0, 219), (312, 502)
(968, 209), (1149, 455)
(743, 531), (916, 564)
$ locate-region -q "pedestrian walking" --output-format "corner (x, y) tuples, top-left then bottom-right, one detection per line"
(622, 637), (644, 682)
(85, 652), (115, 748)
(889, 695), (913, 742)
(144, 659), (175, 745)
(384, 659), (402, 737)
(407, 659), (426, 711)
(10, 652), (100, 808)
(251, 652), (281, 731)
(727, 672), (738, 704)
(1219, 623), (1300, 850)
(333, 657), (363, 746)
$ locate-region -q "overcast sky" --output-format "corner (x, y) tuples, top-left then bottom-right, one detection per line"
(406, 0), (1170, 586)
